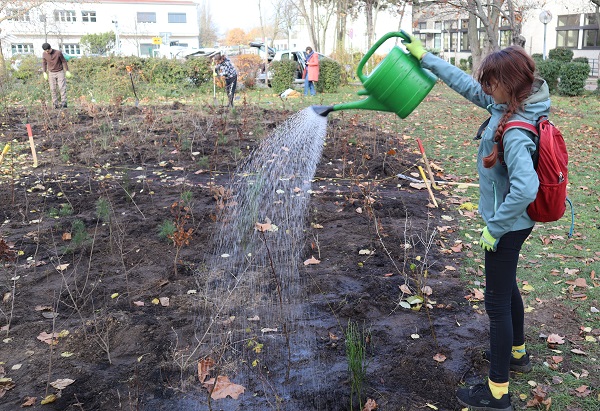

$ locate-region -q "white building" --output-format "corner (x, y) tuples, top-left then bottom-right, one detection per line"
(2, 0), (200, 58)
(413, 0), (599, 73)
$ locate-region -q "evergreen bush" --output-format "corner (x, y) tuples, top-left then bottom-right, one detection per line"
(532, 54), (543, 65)
(558, 62), (590, 96)
(548, 47), (573, 63)
(537, 59), (563, 94)
(316, 59), (342, 93)
(9, 54), (41, 80)
(572, 57), (589, 66)
(271, 60), (296, 94)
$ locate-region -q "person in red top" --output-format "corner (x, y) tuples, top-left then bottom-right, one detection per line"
(303, 46), (319, 96)
(41, 43), (72, 108)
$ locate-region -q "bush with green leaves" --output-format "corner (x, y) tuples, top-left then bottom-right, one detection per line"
(10, 54), (41, 80)
(548, 47), (573, 63)
(80, 31), (115, 56)
(537, 59), (563, 94)
(572, 57), (589, 66)
(271, 60), (296, 94)
(532, 53), (543, 65)
(558, 62), (590, 96)
(316, 59), (342, 93)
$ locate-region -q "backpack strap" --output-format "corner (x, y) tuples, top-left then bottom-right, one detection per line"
(500, 120), (541, 168)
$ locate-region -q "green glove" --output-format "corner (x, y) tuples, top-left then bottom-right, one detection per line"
(43, 72), (48, 80)
(65, 71), (72, 78)
(404, 35), (427, 60)
(479, 227), (499, 252)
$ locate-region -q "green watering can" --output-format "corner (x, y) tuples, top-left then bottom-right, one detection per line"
(312, 31), (437, 118)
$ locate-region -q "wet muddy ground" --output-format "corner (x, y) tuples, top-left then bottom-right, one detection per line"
(0, 103), (589, 410)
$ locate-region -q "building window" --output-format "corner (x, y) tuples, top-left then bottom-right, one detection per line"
(137, 12), (156, 23)
(11, 43), (34, 54)
(168, 13), (186, 23)
(82, 11), (97, 22)
(557, 30), (579, 48)
(140, 44), (159, 57)
(417, 21), (427, 30)
(557, 14), (581, 27)
(583, 13), (599, 48)
(434, 33), (441, 49)
(460, 32), (469, 51)
(499, 30), (512, 47)
(434, 21), (442, 31)
(7, 9), (30, 22)
(61, 44), (81, 55)
(55, 10), (76, 22)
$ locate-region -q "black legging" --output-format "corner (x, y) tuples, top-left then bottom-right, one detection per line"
(484, 226), (533, 383)
(225, 75), (237, 108)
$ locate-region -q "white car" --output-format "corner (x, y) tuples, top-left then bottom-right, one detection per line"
(249, 42), (330, 86)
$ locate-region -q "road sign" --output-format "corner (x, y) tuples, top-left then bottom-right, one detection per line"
(152, 37), (162, 45)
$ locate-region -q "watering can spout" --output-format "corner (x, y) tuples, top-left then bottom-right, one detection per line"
(311, 105), (335, 117)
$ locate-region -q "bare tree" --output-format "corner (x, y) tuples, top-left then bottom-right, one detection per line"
(197, 0), (218, 47)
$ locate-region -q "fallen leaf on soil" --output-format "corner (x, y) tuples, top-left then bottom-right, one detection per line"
(421, 286), (433, 296)
(433, 353), (446, 363)
(399, 284), (412, 295)
(159, 297), (170, 307)
(62, 232), (71, 241)
(425, 403), (438, 410)
(247, 315), (260, 321)
(55, 263), (69, 271)
(151, 298), (160, 305)
(40, 394), (56, 404)
(198, 358), (215, 383)
(61, 352), (74, 358)
(546, 334), (565, 345)
(565, 278), (588, 288)
(444, 265), (456, 271)
(111, 293), (119, 299)
(410, 333), (420, 339)
(0, 377), (15, 397)
(571, 348), (587, 355)
(202, 375), (245, 400)
(50, 378), (75, 390)
(21, 396), (36, 407)
(362, 398), (377, 410)
(36, 331), (59, 345)
(133, 301), (144, 306)
(303, 256), (320, 265)
(573, 385), (591, 397)
(261, 327), (277, 333)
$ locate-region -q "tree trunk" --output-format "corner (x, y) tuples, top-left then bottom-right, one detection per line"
(468, 3), (482, 71)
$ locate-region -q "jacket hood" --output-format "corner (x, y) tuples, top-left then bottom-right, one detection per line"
(520, 78), (550, 121)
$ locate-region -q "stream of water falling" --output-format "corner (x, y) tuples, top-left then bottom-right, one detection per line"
(193, 107), (330, 409)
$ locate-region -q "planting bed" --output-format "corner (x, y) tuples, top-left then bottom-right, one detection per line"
(0, 103), (585, 410)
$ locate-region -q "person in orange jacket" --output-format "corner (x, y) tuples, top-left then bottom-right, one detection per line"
(303, 46), (319, 96)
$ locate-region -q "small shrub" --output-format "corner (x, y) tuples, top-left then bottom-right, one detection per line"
(10, 54), (41, 80)
(459, 58), (468, 71)
(158, 220), (176, 242)
(558, 62), (590, 96)
(71, 219), (88, 247)
(572, 57), (589, 66)
(271, 60), (296, 94)
(316, 59), (342, 93)
(597, 78), (600, 95)
(548, 47), (573, 63)
(183, 58), (212, 86)
(537, 59), (563, 94)
(233, 54), (262, 89)
(95, 197), (111, 222)
(59, 203), (74, 217)
(532, 53), (543, 65)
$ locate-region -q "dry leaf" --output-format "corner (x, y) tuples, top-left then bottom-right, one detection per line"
(159, 297), (170, 307)
(399, 284), (412, 295)
(547, 334), (565, 344)
(36, 331), (59, 345)
(21, 396), (36, 407)
(203, 375), (245, 400)
(40, 394), (56, 404)
(50, 378), (75, 390)
(433, 353), (446, 363)
(362, 398), (377, 411)
(62, 232), (71, 241)
(303, 256), (320, 265)
(198, 358), (215, 383)
(55, 263), (69, 272)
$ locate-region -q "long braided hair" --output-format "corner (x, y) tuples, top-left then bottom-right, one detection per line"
(476, 46), (536, 168)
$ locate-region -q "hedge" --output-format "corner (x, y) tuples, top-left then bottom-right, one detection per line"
(271, 60), (297, 94)
(548, 47), (573, 63)
(558, 62), (590, 96)
(316, 59), (342, 93)
(537, 59), (563, 94)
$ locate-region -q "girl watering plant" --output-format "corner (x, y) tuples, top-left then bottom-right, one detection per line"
(405, 37), (546, 411)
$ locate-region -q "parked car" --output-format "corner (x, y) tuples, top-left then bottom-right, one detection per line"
(249, 42), (331, 86)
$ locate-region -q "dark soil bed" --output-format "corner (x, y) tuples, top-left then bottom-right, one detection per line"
(0, 103), (580, 411)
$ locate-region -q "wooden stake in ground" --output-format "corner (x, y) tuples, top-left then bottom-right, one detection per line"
(418, 165), (438, 208)
(0, 143), (9, 165)
(416, 138), (438, 189)
(26, 124), (38, 168)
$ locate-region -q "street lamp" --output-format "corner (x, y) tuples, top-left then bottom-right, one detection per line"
(112, 18), (120, 55)
(539, 10), (552, 60)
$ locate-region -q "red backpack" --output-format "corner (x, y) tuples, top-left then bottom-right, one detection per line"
(499, 117), (573, 235)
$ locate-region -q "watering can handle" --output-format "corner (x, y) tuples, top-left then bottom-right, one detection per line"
(356, 30), (412, 83)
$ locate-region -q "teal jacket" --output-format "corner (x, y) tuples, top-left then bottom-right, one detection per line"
(421, 53), (549, 239)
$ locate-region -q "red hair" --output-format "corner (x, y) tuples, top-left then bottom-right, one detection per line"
(476, 46), (536, 168)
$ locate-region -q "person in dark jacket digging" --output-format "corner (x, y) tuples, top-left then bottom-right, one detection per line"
(406, 36), (548, 411)
(213, 53), (238, 109)
(41, 43), (72, 109)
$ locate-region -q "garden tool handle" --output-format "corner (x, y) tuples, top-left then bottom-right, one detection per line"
(356, 31), (411, 83)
